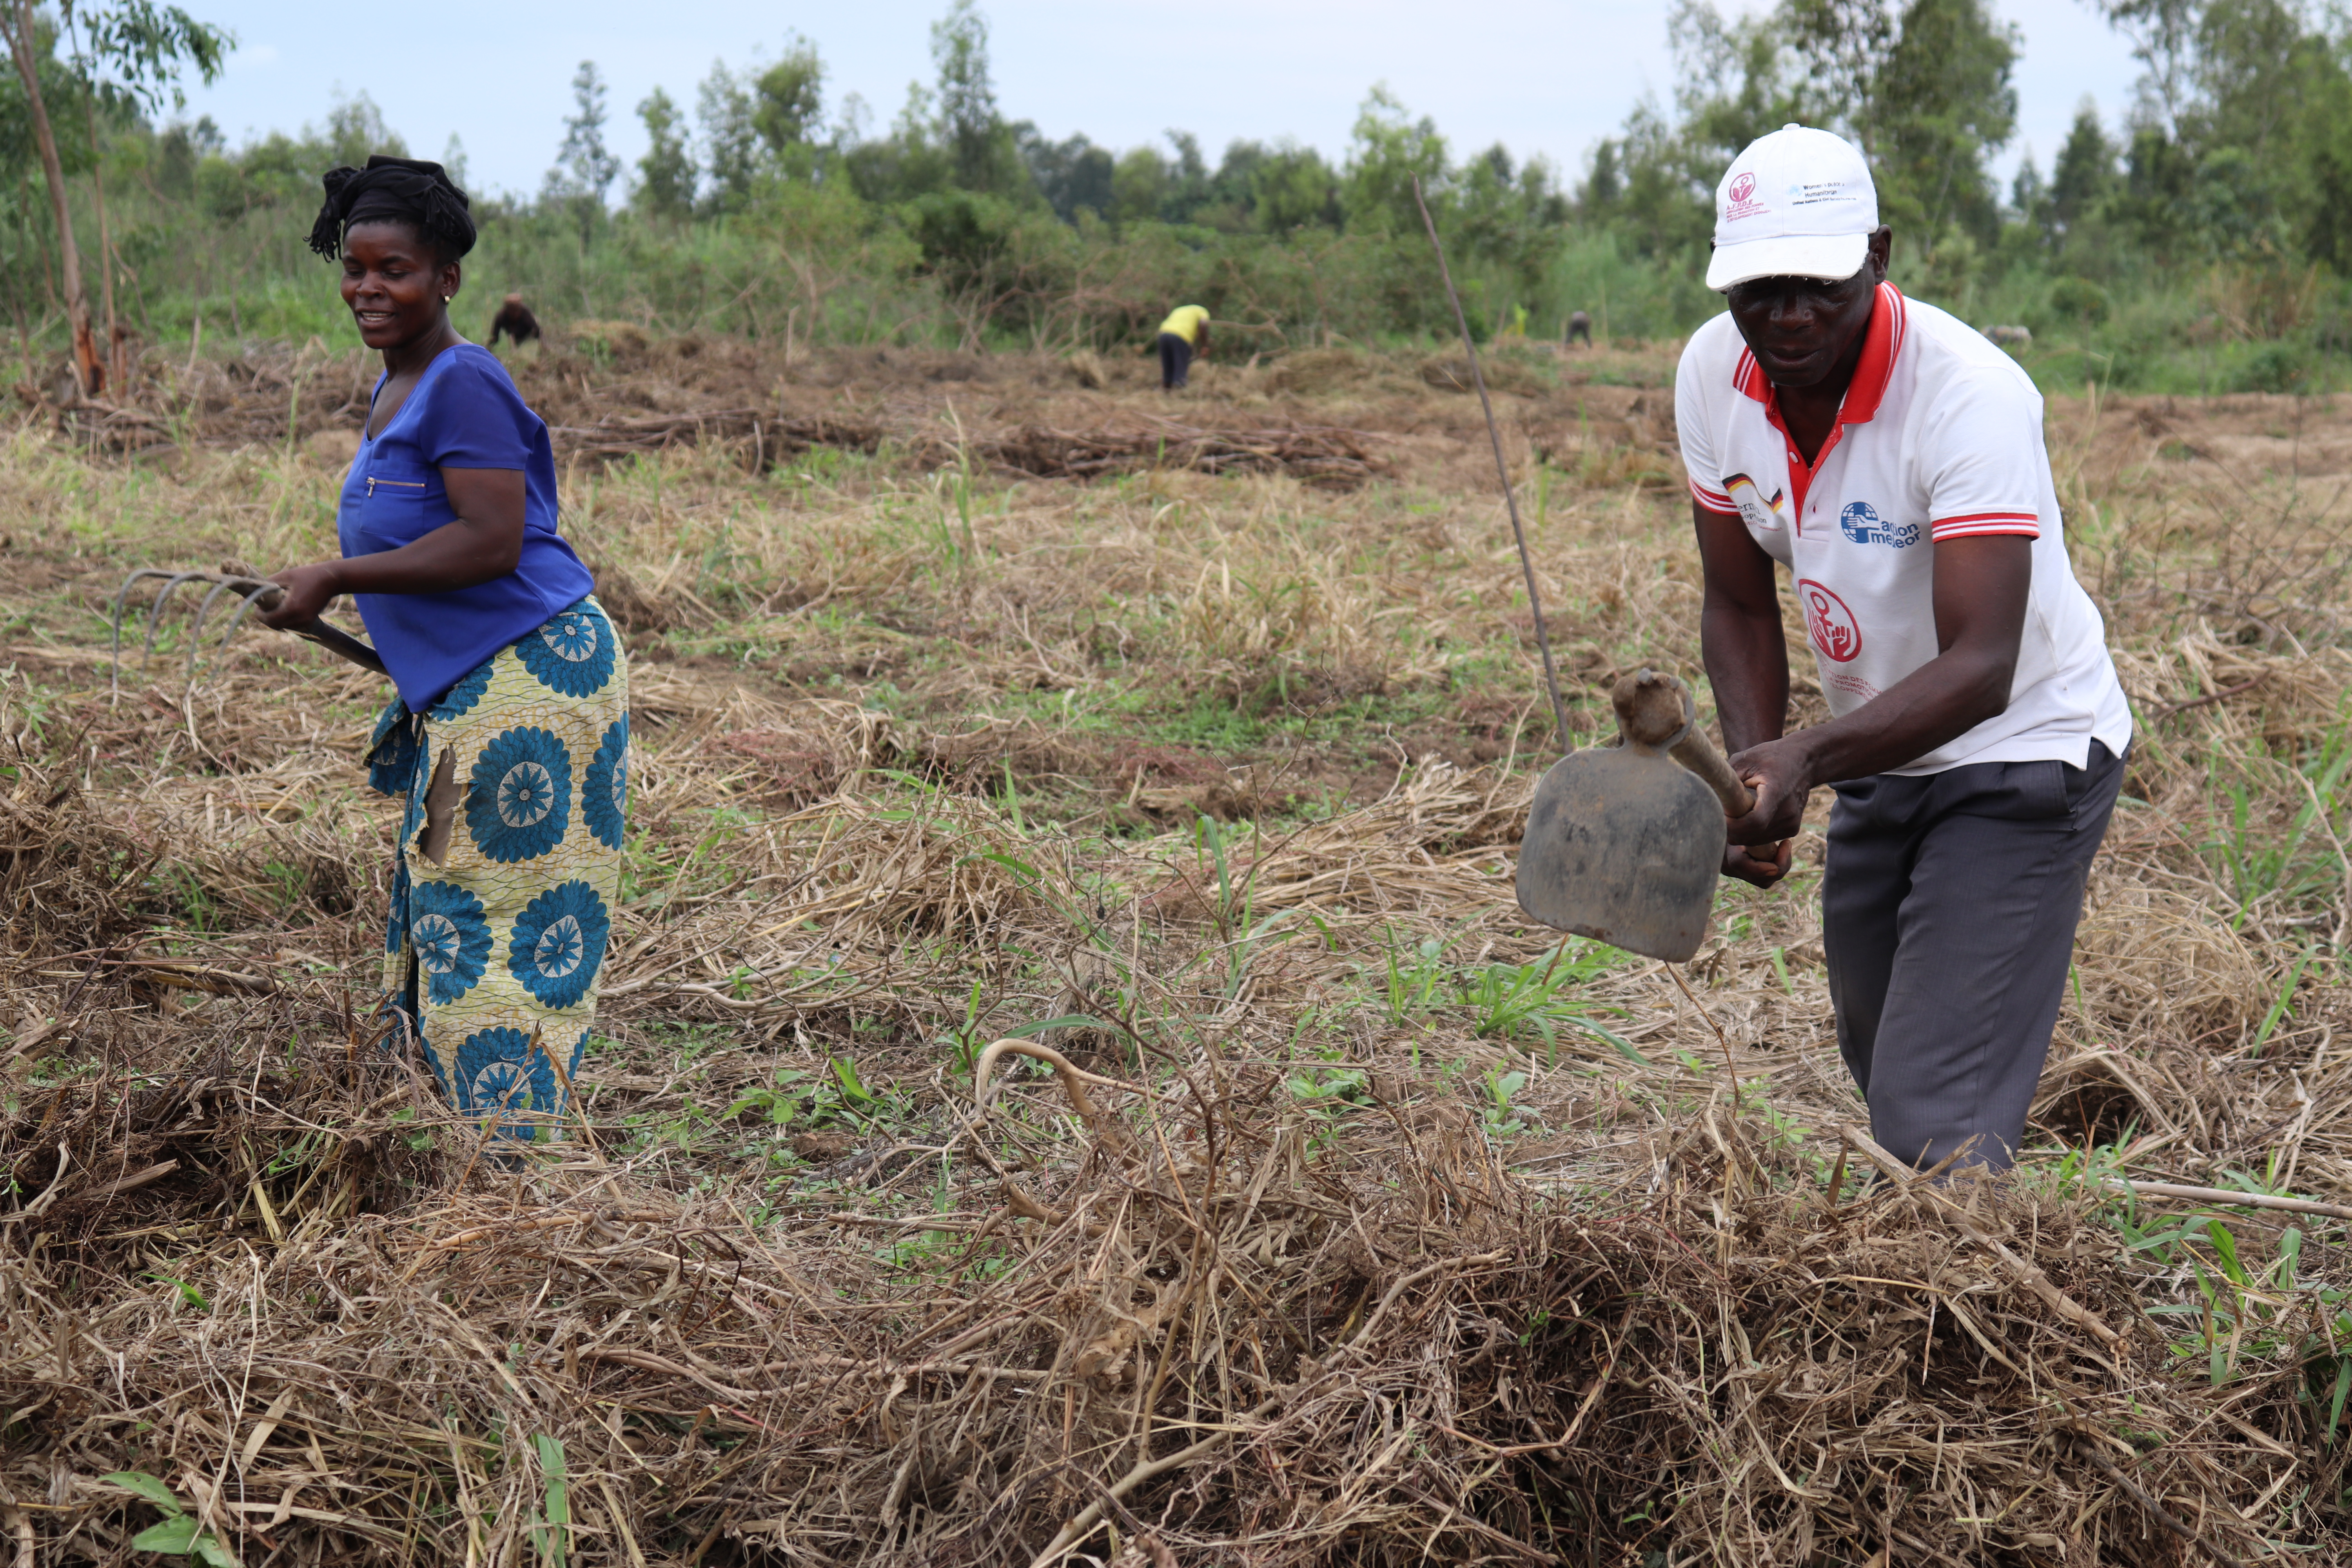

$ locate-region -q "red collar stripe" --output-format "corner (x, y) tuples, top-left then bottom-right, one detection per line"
(1838, 283), (1905, 423)
(1733, 346), (1767, 403)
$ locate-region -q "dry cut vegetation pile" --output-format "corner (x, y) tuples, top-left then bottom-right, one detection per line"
(32, 332), (1649, 495)
(0, 348), (2350, 1563)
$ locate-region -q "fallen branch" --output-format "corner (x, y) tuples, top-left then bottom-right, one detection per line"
(2099, 1178), (2352, 1223)
(2147, 674), (2265, 722)
(76, 1160), (179, 1203)
(2066, 1431), (2245, 1568)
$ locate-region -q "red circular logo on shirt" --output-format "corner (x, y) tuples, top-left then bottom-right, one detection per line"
(1729, 172), (1757, 205)
(1797, 578), (1862, 663)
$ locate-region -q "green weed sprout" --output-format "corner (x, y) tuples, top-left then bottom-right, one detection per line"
(106, 1471), (239, 1566)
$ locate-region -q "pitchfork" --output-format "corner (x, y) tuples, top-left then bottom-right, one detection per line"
(109, 568), (386, 706)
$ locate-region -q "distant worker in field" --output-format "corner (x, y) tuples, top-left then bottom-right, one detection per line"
(1565, 310), (1592, 346)
(261, 156), (627, 1143)
(1679, 125), (2131, 1176)
(1156, 303), (1210, 391)
(488, 293), (540, 347)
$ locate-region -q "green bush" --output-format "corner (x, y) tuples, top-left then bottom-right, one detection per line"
(2049, 277), (2112, 324)
(2231, 339), (2318, 394)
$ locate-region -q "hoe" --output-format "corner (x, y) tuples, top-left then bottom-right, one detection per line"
(1412, 180), (1754, 963)
(109, 567), (386, 704)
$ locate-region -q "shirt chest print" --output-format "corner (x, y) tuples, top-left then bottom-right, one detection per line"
(1723, 472), (1787, 532)
(1838, 500), (1920, 548)
(1797, 578), (1862, 663)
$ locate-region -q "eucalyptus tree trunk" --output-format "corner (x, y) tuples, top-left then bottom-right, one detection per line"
(82, 90), (123, 388)
(4, 0), (102, 397)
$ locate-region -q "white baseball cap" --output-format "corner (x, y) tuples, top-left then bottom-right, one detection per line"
(1705, 124), (1879, 292)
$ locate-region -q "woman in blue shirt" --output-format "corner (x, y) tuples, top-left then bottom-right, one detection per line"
(263, 156), (626, 1142)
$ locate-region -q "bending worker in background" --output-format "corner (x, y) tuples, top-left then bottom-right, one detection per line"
(1156, 303), (1210, 391)
(1677, 125), (2133, 1173)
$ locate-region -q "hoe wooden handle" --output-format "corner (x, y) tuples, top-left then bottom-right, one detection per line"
(1670, 727), (1756, 819)
(1611, 670), (1756, 818)
(282, 615), (389, 676)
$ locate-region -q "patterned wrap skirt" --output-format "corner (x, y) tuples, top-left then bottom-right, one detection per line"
(363, 597), (629, 1140)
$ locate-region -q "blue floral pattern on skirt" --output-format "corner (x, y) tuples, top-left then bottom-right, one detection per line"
(517, 601), (617, 697)
(454, 1026), (557, 1130)
(367, 701), (419, 796)
(465, 726), (572, 864)
(373, 596), (627, 1142)
(583, 717), (629, 849)
(508, 880), (609, 1009)
(410, 880), (493, 1005)
(428, 661), (494, 722)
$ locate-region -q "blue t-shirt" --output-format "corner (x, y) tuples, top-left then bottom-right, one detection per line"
(335, 343), (595, 709)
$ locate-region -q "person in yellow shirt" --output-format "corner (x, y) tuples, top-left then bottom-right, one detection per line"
(1156, 305), (1210, 390)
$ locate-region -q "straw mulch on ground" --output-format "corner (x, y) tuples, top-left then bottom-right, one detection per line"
(2, 701), (2346, 1565)
(7, 359), (2352, 1562)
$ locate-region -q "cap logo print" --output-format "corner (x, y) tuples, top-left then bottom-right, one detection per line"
(1798, 578), (1863, 663)
(1723, 169), (1769, 222)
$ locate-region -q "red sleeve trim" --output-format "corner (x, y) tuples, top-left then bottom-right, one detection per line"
(1690, 478), (1738, 515)
(1931, 511), (2041, 541)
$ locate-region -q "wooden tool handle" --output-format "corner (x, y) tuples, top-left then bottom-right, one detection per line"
(1611, 669), (1756, 817)
(288, 617), (389, 676)
(233, 579), (390, 676)
(1669, 727), (1756, 818)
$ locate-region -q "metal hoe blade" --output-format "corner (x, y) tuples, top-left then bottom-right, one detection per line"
(1514, 670), (1757, 963)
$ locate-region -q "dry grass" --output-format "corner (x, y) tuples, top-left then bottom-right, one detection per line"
(1, 350), (2350, 1563)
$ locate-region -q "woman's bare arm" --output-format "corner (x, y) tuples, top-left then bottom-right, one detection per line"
(260, 467), (525, 626)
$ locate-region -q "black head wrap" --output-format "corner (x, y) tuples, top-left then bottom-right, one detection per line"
(307, 155), (476, 261)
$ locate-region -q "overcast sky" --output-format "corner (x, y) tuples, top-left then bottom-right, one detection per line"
(171, 0), (2143, 202)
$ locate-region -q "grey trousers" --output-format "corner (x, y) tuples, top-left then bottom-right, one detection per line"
(1823, 740), (2126, 1172)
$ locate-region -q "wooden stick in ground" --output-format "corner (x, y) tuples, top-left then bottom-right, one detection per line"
(2100, 1178), (2352, 1223)
(1410, 176), (1571, 754)
(1838, 1123), (2123, 1350)
(1667, 961), (1741, 1100)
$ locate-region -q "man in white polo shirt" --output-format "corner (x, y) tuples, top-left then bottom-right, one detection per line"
(1677, 124), (2134, 1173)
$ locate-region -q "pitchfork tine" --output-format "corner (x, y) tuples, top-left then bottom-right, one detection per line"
(110, 568), (180, 705)
(141, 572), (209, 664)
(207, 580), (278, 667)
(183, 577), (246, 685)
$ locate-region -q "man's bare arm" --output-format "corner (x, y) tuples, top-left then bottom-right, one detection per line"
(1695, 501), (1788, 752)
(1722, 534), (2032, 849)
(1693, 500), (1796, 884)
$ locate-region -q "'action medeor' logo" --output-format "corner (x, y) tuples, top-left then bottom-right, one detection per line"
(1797, 578), (1862, 663)
(1838, 500), (1920, 548)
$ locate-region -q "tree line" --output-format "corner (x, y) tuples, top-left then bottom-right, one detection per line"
(5, 0), (2352, 392)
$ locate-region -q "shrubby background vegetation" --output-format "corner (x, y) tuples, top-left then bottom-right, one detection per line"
(6, 0), (2352, 391)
